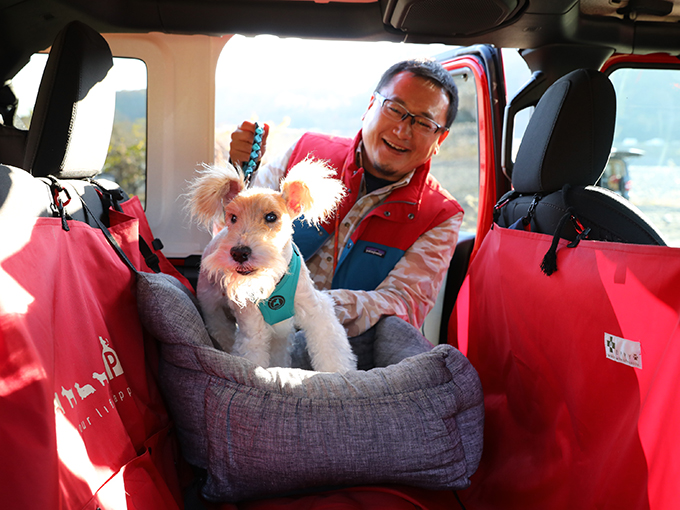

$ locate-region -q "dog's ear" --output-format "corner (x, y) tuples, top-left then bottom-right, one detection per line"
(280, 158), (346, 225)
(186, 163), (245, 231)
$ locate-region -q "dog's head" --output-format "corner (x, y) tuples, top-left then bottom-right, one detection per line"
(187, 158), (345, 306)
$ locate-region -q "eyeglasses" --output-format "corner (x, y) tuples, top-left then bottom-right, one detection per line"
(373, 91), (448, 136)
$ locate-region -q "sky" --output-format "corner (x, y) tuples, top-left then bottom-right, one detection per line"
(214, 35), (466, 134)
(215, 35), (455, 97)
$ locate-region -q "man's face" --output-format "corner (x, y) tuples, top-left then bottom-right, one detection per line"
(361, 71), (450, 182)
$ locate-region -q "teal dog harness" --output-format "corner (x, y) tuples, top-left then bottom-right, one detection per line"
(258, 244), (301, 325)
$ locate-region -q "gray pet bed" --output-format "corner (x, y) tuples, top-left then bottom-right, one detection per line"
(137, 272), (484, 503)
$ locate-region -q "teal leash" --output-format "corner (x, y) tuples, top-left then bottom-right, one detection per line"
(243, 122), (264, 186)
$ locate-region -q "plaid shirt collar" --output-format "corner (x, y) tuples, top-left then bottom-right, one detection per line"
(353, 137), (416, 197)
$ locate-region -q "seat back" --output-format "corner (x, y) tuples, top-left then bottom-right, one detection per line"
(1, 20), (128, 228)
(454, 70), (680, 510)
(496, 68), (665, 247)
(456, 224), (680, 510)
(24, 20), (115, 179)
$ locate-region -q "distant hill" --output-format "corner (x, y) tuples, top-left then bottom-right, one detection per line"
(114, 90), (146, 124)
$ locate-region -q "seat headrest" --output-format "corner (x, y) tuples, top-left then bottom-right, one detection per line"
(24, 21), (115, 179)
(512, 68), (616, 194)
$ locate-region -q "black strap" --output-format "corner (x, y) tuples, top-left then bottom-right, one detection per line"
(76, 192), (138, 275)
(540, 206), (573, 276)
(51, 175), (163, 277)
(87, 178), (162, 273)
(139, 236), (161, 273)
(539, 184), (590, 276)
(522, 193), (543, 229)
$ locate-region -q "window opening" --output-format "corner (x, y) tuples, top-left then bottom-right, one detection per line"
(214, 35), (484, 223)
(428, 69), (479, 233)
(608, 67), (680, 247)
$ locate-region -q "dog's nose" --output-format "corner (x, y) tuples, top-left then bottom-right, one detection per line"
(230, 245), (251, 263)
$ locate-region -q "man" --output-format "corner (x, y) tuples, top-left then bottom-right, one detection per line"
(230, 58), (463, 342)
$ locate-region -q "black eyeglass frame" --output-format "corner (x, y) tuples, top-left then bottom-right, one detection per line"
(373, 90), (448, 135)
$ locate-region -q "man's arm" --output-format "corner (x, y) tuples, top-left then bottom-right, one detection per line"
(326, 212), (463, 337)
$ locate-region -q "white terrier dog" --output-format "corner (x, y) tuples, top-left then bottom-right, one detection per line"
(187, 158), (357, 373)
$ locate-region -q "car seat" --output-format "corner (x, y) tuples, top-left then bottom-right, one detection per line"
(1, 21), (174, 282)
(456, 68), (680, 510)
(12, 20), (126, 227)
(24, 20), (114, 178)
(494, 68), (665, 274)
(0, 21), (172, 272)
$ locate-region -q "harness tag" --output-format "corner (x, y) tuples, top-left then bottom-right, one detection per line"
(258, 244), (301, 325)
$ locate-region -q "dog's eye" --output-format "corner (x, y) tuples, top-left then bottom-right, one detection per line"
(264, 212), (278, 223)
(230, 214), (237, 224)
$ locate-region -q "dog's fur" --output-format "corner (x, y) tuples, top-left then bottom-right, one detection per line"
(187, 158), (357, 373)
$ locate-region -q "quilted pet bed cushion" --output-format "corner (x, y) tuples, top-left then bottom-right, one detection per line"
(137, 272), (484, 503)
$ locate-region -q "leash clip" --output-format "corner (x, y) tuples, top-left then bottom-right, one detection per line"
(47, 175), (71, 231)
(567, 215), (591, 247)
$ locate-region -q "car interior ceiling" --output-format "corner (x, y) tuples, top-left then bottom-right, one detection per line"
(2, 0), (680, 84)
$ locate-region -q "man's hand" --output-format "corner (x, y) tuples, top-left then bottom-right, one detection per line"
(229, 121), (270, 169)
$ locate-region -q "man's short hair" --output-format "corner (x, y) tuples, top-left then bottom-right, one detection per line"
(376, 58), (459, 129)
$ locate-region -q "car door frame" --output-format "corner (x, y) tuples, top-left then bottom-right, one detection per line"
(426, 44), (508, 344)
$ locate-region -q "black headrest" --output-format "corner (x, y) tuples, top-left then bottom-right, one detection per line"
(24, 21), (115, 179)
(512, 68), (616, 194)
